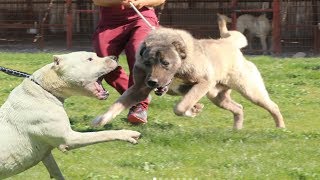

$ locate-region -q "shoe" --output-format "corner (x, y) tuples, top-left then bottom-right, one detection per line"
(127, 104), (148, 124)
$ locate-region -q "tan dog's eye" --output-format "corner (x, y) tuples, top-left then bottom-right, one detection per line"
(143, 61), (152, 67)
(160, 59), (169, 66)
(87, 58), (93, 61)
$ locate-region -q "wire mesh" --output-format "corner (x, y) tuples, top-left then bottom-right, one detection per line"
(0, 0), (318, 55)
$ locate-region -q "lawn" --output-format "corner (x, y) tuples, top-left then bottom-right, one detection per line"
(1, 52), (320, 179)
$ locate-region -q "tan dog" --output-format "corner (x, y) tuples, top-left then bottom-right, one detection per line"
(93, 27), (285, 130)
(236, 14), (271, 54)
(217, 13), (248, 49)
(0, 52), (140, 179)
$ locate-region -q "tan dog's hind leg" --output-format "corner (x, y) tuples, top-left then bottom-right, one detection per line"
(207, 88), (244, 129)
(174, 81), (212, 117)
(42, 152), (64, 180)
(234, 62), (285, 128)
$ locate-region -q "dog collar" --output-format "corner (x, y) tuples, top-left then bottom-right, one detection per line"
(29, 77), (65, 102)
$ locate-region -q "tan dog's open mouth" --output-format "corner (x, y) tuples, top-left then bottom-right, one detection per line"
(154, 86), (168, 96)
(154, 80), (172, 96)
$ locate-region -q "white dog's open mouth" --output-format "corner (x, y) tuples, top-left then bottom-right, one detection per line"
(93, 77), (109, 100)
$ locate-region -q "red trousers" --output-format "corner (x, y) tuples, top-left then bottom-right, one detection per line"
(92, 15), (158, 108)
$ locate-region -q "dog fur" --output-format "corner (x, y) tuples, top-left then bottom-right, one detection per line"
(0, 51), (140, 179)
(217, 13), (248, 49)
(92, 27), (285, 130)
(236, 14), (272, 54)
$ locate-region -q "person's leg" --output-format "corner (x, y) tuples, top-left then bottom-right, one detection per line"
(92, 25), (130, 94)
(125, 17), (159, 123)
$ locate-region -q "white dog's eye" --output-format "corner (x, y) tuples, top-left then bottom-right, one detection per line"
(87, 58), (93, 61)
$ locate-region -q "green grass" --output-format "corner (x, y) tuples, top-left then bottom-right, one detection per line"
(1, 52), (320, 179)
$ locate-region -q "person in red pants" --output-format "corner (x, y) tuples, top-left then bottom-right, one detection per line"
(92, 0), (165, 124)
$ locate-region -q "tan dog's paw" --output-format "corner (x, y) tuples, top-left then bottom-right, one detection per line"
(91, 113), (113, 127)
(116, 130), (141, 144)
(185, 103), (204, 117)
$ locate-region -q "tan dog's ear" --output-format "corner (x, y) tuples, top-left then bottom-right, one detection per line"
(172, 41), (186, 59)
(139, 42), (147, 57)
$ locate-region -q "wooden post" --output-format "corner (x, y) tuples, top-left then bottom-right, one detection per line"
(66, 0), (73, 49)
(230, 0), (237, 30)
(314, 25), (320, 55)
(272, 0), (281, 55)
(312, 0), (319, 54)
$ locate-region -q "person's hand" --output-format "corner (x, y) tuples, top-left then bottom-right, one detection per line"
(122, 0), (147, 9)
(131, 0), (147, 9)
(121, 0), (129, 6)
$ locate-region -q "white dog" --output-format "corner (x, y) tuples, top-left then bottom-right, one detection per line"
(236, 14), (271, 54)
(0, 52), (140, 179)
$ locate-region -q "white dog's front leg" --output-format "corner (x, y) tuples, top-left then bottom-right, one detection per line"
(59, 130), (141, 151)
(42, 152), (65, 180)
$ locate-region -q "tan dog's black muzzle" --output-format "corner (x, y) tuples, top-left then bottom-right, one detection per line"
(146, 79), (159, 88)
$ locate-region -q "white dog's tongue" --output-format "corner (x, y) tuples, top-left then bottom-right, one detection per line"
(94, 81), (108, 100)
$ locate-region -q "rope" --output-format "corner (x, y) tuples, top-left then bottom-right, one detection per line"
(129, 2), (155, 30)
(0, 66), (31, 78)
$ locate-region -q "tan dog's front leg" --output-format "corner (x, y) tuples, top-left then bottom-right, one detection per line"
(92, 66), (151, 127)
(174, 81), (212, 117)
(92, 85), (151, 127)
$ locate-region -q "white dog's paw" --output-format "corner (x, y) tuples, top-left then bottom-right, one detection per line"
(58, 144), (69, 152)
(116, 130), (141, 144)
(91, 113), (113, 127)
(185, 103), (204, 117)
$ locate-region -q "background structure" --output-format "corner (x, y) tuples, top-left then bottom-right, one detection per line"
(0, 0), (319, 55)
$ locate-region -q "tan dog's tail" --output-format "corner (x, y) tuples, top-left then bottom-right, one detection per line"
(216, 13), (248, 49)
(217, 13), (232, 38)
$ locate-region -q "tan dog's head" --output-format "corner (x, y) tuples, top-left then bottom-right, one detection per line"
(136, 28), (187, 96)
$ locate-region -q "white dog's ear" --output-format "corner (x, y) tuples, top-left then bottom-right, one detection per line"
(172, 41), (187, 59)
(53, 55), (62, 66)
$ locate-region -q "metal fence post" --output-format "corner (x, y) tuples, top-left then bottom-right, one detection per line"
(272, 0), (281, 55)
(66, 0), (72, 49)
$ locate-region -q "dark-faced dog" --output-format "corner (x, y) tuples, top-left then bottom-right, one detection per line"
(93, 27), (285, 130)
